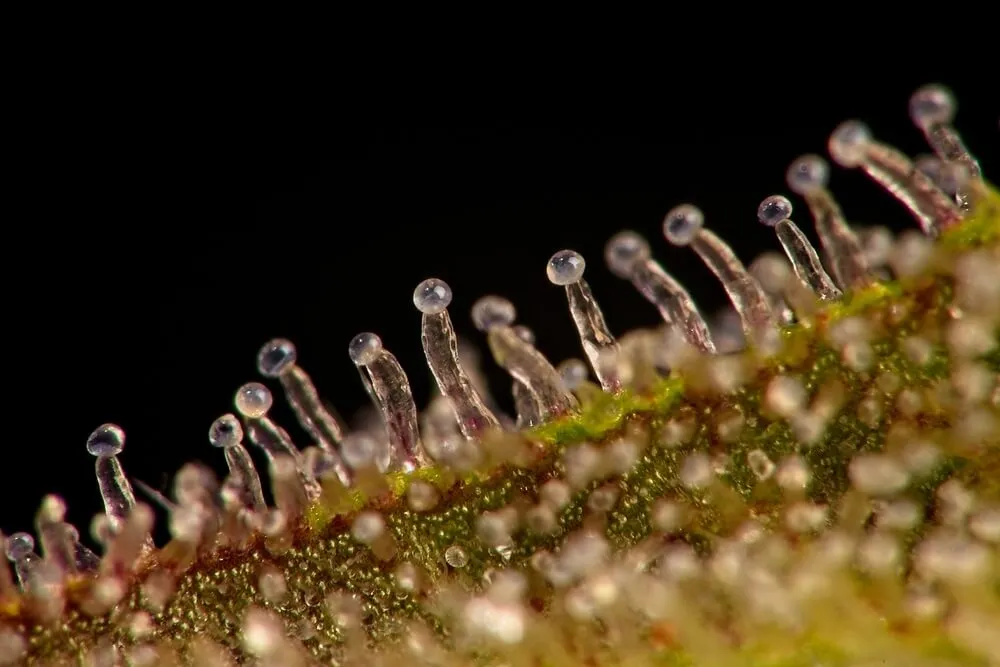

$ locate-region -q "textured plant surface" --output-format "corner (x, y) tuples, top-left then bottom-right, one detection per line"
(1, 87), (999, 666)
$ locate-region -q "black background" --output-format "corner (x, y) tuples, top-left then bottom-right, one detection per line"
(3, 71), (996, 545)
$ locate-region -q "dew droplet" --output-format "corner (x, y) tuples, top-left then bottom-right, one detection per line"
(471, 296), (516, 332)
(86, 423), (125, 457)
(235, 383), (272, 419)
(786, 154), (829, 195)
(828, 120), (871, 167)
(604, 231), (651, 278)
(444, 544), (468, 568)
(546, 249), (586, 285)
(4, 533), (34, 561)
(256, 338), (297, 378)
(909, 84), (955, 129)
(208, 414), (243, 448)
(348, 332), (383, 366)
(662, 204), (704, 246)
(413, 278), (452, 315)
(757, 195), (793, 228)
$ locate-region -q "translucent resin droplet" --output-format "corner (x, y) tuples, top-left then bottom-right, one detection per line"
(256, 338), (298, 378)
(413, 278), (452, 315)
(86, 424), (125, 457)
